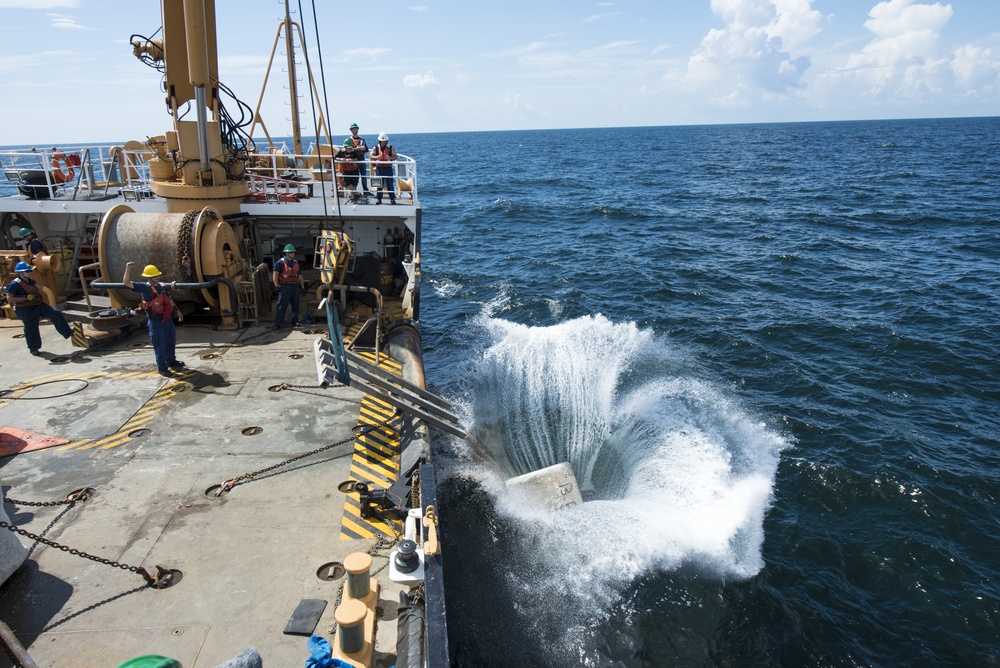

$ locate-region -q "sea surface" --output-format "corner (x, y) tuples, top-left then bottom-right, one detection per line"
(398, 118), (1000, 666)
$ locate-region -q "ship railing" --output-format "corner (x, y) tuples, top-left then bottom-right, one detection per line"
(244, 172), (314, 203)
(0, 146), (153, 201)
(244, 149), (418, 202)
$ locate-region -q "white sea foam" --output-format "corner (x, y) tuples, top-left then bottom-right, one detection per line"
(455, 314), (788, 623)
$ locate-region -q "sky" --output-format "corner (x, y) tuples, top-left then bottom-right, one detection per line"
(0, 0), (997, 145)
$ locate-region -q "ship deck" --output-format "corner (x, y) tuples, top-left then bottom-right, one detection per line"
(0, 318), (407, 667)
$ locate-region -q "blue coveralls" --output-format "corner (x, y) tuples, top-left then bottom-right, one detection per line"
(273, 257), (301, 328)
(6, 277), (72, 353)
(132, 281), (179, 372)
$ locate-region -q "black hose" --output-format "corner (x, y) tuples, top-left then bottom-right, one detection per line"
(0, 379), (90, 400)
(89, 277), (239, 318)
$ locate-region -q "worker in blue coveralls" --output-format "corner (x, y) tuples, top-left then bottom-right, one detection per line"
(19, 227), (47, 256)
(123, 261), (185, 377)
(272, 244), (305, 330)
(5, 261), (72, 355)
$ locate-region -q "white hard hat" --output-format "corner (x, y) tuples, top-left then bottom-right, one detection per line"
(378, 133), (389, 142)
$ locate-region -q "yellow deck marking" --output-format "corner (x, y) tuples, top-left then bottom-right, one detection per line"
(3, 370), (185, 453)
(339, 354), (404, 540)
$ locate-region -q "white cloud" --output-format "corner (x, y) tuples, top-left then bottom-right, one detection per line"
(48, 12), (97, 30)
(813, 0), (1000, 108)
(664, 0), (822, 106)
(404, 71), (438, 88)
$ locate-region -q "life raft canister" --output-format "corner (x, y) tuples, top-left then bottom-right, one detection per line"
(50, 151), (78, 184)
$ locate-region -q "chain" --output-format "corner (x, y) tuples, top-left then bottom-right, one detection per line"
(175, 209), (197, 280)
(2, 487), (94, 508)
(0, 521), (173, 588)
(272, 382), (361, 405)
(213, 412), (397, 495)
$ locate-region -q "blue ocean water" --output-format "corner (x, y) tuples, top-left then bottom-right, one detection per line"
(398, 118), (1000, 666)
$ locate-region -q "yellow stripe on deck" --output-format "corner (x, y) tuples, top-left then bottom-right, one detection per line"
(0, 369), (189, 453)
(339, 354), (404, 540)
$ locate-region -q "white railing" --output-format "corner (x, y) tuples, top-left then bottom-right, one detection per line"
(1, 145), (417, 204)
(0, 145), (152, 200)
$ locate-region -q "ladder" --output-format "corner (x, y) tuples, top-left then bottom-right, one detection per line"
(66, 219), (101, 296)
(314, 340), (466, 440)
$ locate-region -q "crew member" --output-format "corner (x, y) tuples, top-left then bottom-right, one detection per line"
(5, 261), (72, 356)
(20, 227), (47, 256)
(370, 133), (397, 205)
(272, 244), (305, 330)
(344, 122), (369, 195)
(123, 262), (185, 377)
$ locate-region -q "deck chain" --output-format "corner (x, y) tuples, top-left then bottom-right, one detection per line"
(2, 487), (94, 508)
(213, 412), (396, 495)
(0, 521), (174, 588)
(273, 382), (362, 404)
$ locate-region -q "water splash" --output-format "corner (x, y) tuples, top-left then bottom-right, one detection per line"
(457, 314), (789, 587)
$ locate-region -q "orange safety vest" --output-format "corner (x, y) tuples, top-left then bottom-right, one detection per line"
(10, 278), (42, 307)
(372, 144), (395, 164)
(277, 258), (300, 285)
(143, 284), (174, 323)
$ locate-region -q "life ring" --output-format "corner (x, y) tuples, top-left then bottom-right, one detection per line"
(51, 152), (75, 184)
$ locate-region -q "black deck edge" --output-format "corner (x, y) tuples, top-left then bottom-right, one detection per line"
(420, 462), (450, 667)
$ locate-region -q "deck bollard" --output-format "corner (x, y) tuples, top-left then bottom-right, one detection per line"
(334, 599), (367, 654)
(344, 552), (372, 600)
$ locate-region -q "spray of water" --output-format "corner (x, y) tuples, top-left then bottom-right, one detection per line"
(447, 314), (788, 655)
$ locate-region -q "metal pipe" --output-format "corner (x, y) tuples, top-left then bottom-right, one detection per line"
(194, 87), (211, 174)
(0, 620), (39, 668)
(78, 261), (101, 310)
(89, 276), (239, 318)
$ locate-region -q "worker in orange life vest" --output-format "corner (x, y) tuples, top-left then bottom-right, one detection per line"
(370, 133), (397, 205)
(272, 244), (305, 330)
(5, 261), (72, 356)
(123, 261), (185, 378)
(344, 122), (369, 195)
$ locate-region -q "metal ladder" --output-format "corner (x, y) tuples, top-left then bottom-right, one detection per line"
(65, 219), (101, 296)
(314, 341), (466, 440)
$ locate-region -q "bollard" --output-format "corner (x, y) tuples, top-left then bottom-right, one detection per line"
(344, 552), (372, 600)
(334, 599), (367, 654)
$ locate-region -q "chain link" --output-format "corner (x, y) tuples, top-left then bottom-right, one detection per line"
(2, 487), (94, 508)
(0, 520), (169, 588)
(273, 382), (362, 405)
(214, 412), (397, 495)
(176, 209), (197, 280)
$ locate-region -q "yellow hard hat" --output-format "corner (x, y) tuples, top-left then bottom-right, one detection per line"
(141, 264), (162, 278)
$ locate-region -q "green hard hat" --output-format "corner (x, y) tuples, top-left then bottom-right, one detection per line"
(349, 122), (359, 129)
(19, 227), (32, 238)
(283, 244), (296, 253)
(343, 138), (354, 147)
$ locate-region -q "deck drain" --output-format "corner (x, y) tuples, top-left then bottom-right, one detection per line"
(127, 342), (146, 348)
(201, 353), (220, 360)
(242, 426), (263, 436)
(12, 334), (24, 339)
(128, 428), (151, 438)
(288, 353), (304, 360)
(49, 356), (70, 364)
(317, 562), (346, 581)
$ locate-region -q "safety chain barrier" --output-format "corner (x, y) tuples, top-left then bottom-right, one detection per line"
(211, 411), (397, 496)
(0, 521), (177, 589)
(2, 487), (95, 508)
